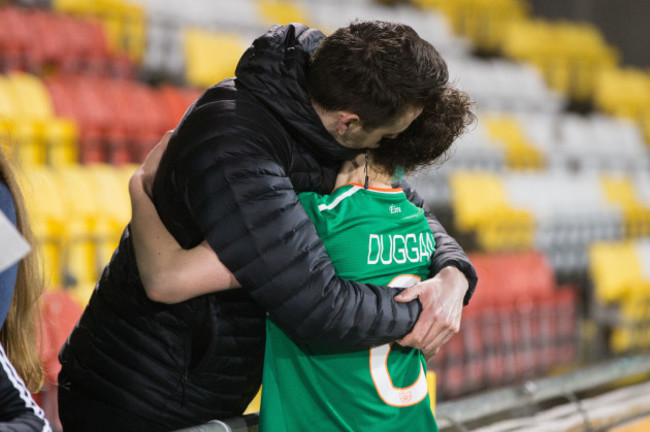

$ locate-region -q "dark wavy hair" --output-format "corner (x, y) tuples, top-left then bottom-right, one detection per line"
(307, 20), (449, 129)
(371, 85), (476, 176)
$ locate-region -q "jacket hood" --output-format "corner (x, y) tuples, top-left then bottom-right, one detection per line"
(235, 24), (359, 162)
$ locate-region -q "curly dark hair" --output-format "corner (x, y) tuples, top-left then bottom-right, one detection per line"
(307, 20), (448, 129)
(370, 85), (475, 176)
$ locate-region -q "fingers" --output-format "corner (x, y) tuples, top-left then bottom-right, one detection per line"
(421, 328), (457, 361)
(398, 305), (461, 357)
(394, 284), (422, 303)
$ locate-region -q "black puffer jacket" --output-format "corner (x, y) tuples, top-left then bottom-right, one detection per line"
(59, 24), (477, 431)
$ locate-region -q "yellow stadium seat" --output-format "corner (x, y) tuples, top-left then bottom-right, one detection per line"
(0, 73), (78, 167)
(0, 76), (17, 118)
(611, 289), (650, 353)
(53, 0), (146, 62)
(643, 110), (650, 146)
(43, 118), (79, 166)
(501, 20), (618, 103)
(52, 166), (100, 289)
(244, 387), (262, 415)
(602, 175), (650, 237)
(6, 119), (45, 166)
(184, 29), (247, 88)
(86, 164), (131, 268)
(414, 0), (529, 54)
(595, 68), (650, 119)
(484, 115), (545, 170)
(255, 0), (309, 27)
(449, 171), (534, 251)
(97, 0), (146, 62)
(450, 172), (506, 233)
(18, 167), (66, 287)
(589, 241), (644, 304)
(427, 371), (436, 414)
(7, 73), (55, 120)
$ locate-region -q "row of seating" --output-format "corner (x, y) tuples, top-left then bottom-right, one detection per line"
(413, 0), (529, 55)
(46, 74), (201, 163)
(1, 70), (201, 165)
(518, 112), (649, 173)
(52, 0), (147, 63)
(431, 252), (578, 398)
(0, 72), (78, 166)
(140, 0), (469, 87)
(441, 170), (650, 277)
(0, 5), (134, 76)
(448, 58), (566, 114)
(501, 20), (618, 104)
(17, 163), (136, 306)
(413, 0), (650, 148)
(408, 108), (650, 213)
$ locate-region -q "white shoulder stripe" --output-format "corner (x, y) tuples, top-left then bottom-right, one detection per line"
(318, 185), (362, 212)
(0, 344), (52, 431)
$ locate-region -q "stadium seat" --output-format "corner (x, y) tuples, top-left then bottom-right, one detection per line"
(0, 6), (32, 71)
(255, 0), (309, 26)
(413, 0), (529, 55)
(141, 15), (185, 84)
(595, 67), (650, 119)
(183, 28), (246, 88)
(85, 164), (131, 268)
(53, 0), (146, 64)
(448, 58), (565, 113)
(52, 166), (100, 293)
(6, 72), (54, 119)
(43, 118), (79, 166)
(602, 175), (650, 238)
(39, 289), (83, 431)
(449, 171), (535, 251)
(504, 171), (624, 276)
(18, 166), (66, 287)
(589, 241), (645, 304)
(156, 84), (202, 130)
(435, 253), (578, 397)
(484, 114), (545, 169)
(501, 20), (618, 104)
(46, 75), (132, 163)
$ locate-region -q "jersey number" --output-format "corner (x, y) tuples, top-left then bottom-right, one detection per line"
(369, 275), (428, 407)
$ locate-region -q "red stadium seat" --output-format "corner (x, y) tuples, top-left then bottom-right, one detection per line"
(0, 7), (31, 71)
(38, 289), (83, 431)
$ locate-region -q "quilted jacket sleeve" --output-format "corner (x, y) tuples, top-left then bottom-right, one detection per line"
(400, 181), (478, 305)
(167, 110), (421, 349)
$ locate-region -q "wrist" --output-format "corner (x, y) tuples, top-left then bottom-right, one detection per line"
(439, 266), (469, 295)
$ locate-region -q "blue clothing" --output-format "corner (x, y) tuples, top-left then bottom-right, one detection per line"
(0, 182), (17, 328)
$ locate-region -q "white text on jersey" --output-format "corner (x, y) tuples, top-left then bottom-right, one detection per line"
(367, 232), (435, 265)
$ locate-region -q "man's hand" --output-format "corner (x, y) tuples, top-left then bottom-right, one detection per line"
(394, 266), (468, 360)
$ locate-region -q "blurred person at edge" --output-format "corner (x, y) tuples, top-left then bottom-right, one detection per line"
(128, 89), (474, 431)
(58, 20), (478, 431)
(0, 149), (51, 431)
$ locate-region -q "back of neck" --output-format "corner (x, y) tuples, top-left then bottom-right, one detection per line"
(334, 154), (392, 189)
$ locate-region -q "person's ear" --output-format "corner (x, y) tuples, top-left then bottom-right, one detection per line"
(335, 112), (360, 137)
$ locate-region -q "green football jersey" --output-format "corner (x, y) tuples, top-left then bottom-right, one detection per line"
(259, 183), (438, 432)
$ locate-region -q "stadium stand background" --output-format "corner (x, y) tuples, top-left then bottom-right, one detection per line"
(0, 0), (649, 430)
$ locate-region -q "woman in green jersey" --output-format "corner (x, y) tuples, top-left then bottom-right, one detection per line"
(129, 93), (473, 431)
